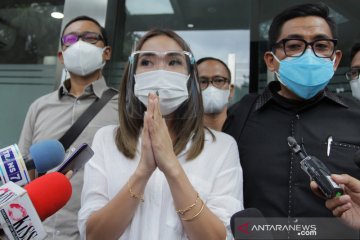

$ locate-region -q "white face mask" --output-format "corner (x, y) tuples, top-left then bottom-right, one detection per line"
(202, 86), (230, 114)
(63, 41), (106, 76)
(134, 70), (189, 115)
(350, 78), (360, 100)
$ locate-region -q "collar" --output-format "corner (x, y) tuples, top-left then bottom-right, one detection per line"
(255, 81), (348, 111)
(58, 76), (108, 99)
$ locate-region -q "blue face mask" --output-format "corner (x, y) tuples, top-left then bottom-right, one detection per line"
(273, 49), (335, 99)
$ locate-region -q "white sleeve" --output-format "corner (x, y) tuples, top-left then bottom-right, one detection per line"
(206, 139), (243, 238)
(78, 128), (110, 239)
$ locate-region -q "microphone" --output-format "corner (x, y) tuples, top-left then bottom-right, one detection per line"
(0, 172), (72, 239)
(0, 140), (65, 186)
(25, 140), (65, 173)
(230, 208), (273, 240)
(24, 172), (72, 221)
(354, 150), (360, 168)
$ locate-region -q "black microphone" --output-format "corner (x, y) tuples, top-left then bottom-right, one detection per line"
(354, 150), (360, 168)
(230, 208), (273, 240)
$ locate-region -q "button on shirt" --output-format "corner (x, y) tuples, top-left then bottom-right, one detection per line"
(18, 77), (119, 240)
(79, 125), (243, 240)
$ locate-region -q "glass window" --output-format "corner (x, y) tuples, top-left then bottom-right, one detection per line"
(105, 0), (251, 104)
(105, 0), (360, 101)
(0, 1), (64, 146)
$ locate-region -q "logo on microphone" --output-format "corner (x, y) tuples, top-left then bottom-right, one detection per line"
(1, 202), (39, 239)
(7, 203), (27, 222)
(0, 145), (23, 183)
(0, 187), (15, 205)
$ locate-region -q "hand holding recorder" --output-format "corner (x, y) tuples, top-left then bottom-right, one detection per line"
(311, 174), (360, 230)
(287, 136), (343, 199)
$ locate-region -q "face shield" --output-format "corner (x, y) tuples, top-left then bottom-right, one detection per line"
(125, 51), (201, 119)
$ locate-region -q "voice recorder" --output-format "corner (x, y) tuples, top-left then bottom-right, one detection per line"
(287, 136), (343, 199)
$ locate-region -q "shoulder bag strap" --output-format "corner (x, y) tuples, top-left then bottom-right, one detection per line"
(58, 88), (118, 150)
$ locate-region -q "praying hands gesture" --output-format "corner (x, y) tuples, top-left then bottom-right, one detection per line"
(142, 93), (180, 176)
(140, 92), (226, 240)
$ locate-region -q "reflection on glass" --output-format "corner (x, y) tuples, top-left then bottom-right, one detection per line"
(0, 2), (64, 64)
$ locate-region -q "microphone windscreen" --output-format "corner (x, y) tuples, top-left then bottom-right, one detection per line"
(29, 140), (65, 173)
(354, 150), (360, 168)
(230, 208), (273, 240)
(24, 172), (72, 221)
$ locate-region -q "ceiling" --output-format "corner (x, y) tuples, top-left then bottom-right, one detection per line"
(125, 0), (251, 31)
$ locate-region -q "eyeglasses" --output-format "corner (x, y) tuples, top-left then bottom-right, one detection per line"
(272, 38), (337, 58)
(61, 32), (104, 47)
(345, 68), (360, 81)
(129, 51), (195, 75)
(199, 76), (230, 90)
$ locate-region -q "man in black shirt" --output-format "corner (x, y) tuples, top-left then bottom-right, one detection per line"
(223, 2), (360, 222)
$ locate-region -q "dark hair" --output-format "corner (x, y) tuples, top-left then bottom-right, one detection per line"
(268, 3), (337, 48)
(116, 28), (205, 160)
(61, 15), (108, 46)
(196, 57), (231, 80)
(350, 42), (360, 63)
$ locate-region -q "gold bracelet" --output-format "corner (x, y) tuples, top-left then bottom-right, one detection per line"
(127, 181), (144, 202)
(176, 192), (199, 215)
(181, 199), (205, 221)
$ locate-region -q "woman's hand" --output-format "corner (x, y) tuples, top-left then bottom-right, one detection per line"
(136, 103), (157, 177)
(147, 93), (179, 176)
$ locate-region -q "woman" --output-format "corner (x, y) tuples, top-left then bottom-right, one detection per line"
(78, 29), (243, 240)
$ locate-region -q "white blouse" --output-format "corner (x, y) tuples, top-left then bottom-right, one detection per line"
(78, 125), (243, 240)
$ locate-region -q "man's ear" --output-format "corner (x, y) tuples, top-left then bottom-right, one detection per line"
(333, 50), (342, 71)
(229, 84), (235, 100)
(57, 51), (64, 64)
(264, 51), (277, 72)
(103, 46), (112, 61)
